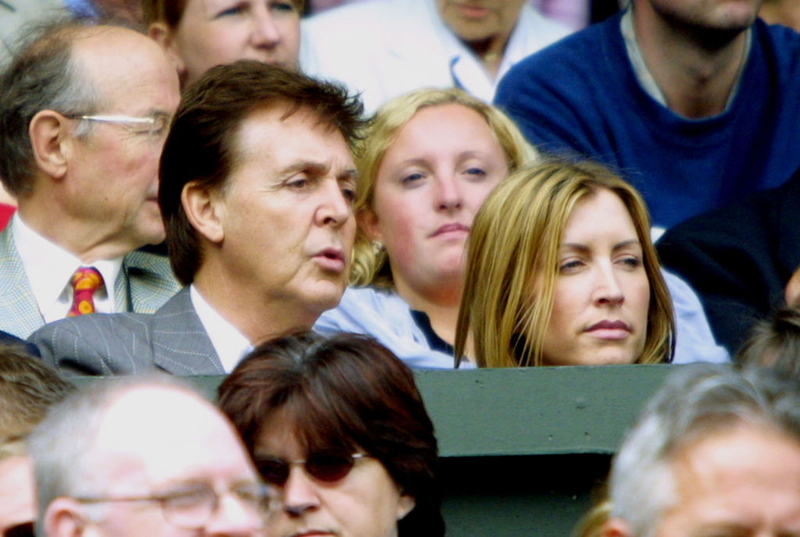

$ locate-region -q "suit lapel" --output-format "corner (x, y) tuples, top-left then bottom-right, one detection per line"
(118, 250), (181, 314)
(150, 288), (226, 375)
(0, 227), (46, 338)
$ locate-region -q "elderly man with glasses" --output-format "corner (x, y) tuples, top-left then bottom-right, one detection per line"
(28, 377), (277, 537)
(0, 19), (181, 339)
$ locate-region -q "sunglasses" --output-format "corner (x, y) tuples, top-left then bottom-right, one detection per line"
(255, 452), (369, 486)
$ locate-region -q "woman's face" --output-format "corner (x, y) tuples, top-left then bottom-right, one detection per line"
(158, 0), (300, 87)
(540, 188), (650, 365)
(365, 103), (508, 297)
(255, 410), (415, 537)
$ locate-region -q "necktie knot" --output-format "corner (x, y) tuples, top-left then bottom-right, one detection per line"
(68, 267), (104, 317)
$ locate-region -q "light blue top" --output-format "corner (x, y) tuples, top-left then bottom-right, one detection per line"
(314, 269), (729, 368)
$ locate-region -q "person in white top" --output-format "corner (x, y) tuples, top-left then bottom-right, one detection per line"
(300, 0), (572, 113)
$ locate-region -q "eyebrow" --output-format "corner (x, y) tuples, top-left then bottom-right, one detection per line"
(277, 160), (358, 181)
(559, 239), (642, 254)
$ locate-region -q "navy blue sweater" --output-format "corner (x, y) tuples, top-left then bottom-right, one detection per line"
(496, 14), (800, 228)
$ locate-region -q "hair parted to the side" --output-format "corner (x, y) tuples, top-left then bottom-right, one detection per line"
(217, 331), (444, 537)
(604, 364), (800, 537)
(0, 18), (101, 198)
(349, 87), (537, 288)
(455, 158), (674, 367)
(158, 60), (365, 285)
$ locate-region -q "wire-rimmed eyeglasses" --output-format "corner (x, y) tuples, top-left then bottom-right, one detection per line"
(73, 481), (278, 529)
(64, 113), (171, 138)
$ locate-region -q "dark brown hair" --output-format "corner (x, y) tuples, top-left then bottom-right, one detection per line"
(217, 331), (444, 537)
(158, 60), (365, 285)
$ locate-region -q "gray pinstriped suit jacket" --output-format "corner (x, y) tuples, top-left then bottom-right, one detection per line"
(0, 225), (181, 339)
(29, 288), (225, 376)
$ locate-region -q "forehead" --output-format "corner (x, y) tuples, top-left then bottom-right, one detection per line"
(230, 105), (353, 167)
(658, 424), (800, 535)
(93, 387), (255, 490)
(73, 28), (179, 111)
(563, 188), (637, 239)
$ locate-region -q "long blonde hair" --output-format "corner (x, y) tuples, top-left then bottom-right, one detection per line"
(350, 87), (537, 288)
(455, 159), (674, 367)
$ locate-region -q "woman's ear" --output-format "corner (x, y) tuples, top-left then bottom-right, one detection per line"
(182, 182), (225, 244)
(358, 208), (383, 243)
(148, 22), (186, 77)
(395, 492), (416, 521)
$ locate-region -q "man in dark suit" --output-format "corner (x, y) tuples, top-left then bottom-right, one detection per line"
(30, 61), (364, 375)
(0, 20), (181, 339)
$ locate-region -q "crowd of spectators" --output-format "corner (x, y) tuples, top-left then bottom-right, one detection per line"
(2, 0), (800, 535)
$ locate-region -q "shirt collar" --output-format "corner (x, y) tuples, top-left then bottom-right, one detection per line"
(189, 284), (252, 373)
(621, 7), (751, 112)
(13, 214), (122, 320)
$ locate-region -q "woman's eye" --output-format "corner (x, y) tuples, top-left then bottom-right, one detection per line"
(216, 4), (245, 17)
(464, 167), (487, 177)
(271, 1), (297, 12)
(558, 259), (584, 273)
(401, 172), (424, 184)
(618, 256), (642, 269)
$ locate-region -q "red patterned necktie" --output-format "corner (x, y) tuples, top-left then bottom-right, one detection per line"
(67, 267), (104, 317)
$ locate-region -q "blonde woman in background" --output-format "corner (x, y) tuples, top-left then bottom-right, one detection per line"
(314, 87), (537, 368)
(455, 160), (675, 367)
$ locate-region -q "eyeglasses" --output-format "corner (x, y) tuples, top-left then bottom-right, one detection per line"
(255, 452), (370, 486)
(73, 481), (277, 529)
(65, 114), (171, 138)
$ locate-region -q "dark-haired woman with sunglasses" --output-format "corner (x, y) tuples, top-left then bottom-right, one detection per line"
(217, 331), (443, 537)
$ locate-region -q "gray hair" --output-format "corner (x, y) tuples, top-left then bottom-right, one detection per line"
(27, 375), (195, 536)
(608, 364), (800, 537)
(0, 17), (101, 198)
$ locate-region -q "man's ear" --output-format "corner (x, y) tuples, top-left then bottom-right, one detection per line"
(148, 22), (186, 77)
(395, 492), (416, 522)
(357, 208), (382, 243)
(44, 497), (89, 537)
(29, 110), (71, 181)
(601, 517), (633, 537)
(182, 182), (225, 244)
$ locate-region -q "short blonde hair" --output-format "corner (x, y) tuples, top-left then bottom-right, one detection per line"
(350, 87), (537, 287)
(455, 159), (674, 367)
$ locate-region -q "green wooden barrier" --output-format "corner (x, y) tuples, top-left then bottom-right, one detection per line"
(75, 364), (675, 537)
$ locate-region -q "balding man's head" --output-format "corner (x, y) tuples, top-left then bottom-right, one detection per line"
(28, 378), (274, 537)
(0, 21), (179, 256)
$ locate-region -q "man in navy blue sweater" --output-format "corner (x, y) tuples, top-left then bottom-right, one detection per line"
(495, 0), (800, 230)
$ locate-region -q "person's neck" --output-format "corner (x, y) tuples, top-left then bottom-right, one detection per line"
(396, 278), (462, 347)
(17, 202), (138, 264)
(463, 32), (510, 80)
(193, 264), (318, 346)
(633, 6), (750, 118)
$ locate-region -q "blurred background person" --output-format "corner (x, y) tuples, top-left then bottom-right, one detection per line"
(455, 160), (723, 367)
(314, 87), (537, 368)
(595, 364), (800, 537)
(218, 331), (443, 537)
(143, 0), (303, 88)
(301, 0), (571, 113)
(736, 306), (800, 372)
(0, 348), (74, 537)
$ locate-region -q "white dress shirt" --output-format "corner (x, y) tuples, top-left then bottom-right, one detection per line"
(190, 285), (253, 373)
(13, 214), (121, 323)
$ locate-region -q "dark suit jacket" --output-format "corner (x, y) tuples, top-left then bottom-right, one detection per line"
(657, 168), (800, 354)
(29, 288), (225, 376)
